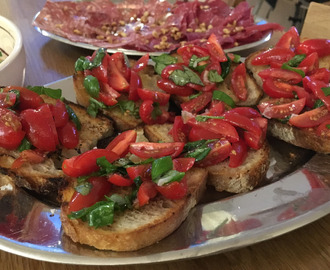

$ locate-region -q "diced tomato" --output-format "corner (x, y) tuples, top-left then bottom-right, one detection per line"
(57, 121), (79, 149)
(262, 78), (296, 98)
(229, 107), (261, 118)
(62, 149), (120, 177)
(106, 129), (137, 157)
(68, 176), (111, 212)
(306, 79), (330, 110)
(156, 177), (188, 200)
(177, 45), (210, 65)
(180, 92), (212, 114)
(0, 108), (25, 150)
(0, 92), (16, 108)
(244, 130), (264, 150)
(98, 81), (120, 106)
(137, 88), (170, 105)
(108, 173), (133, 186)
(129, 142), (185, 159)
(258, 98), (306, 119)
(170, 116), (190, 142)
(258, 68), (303, 84)
(110, 52), (131, 80)
(20, 104), (58, 151)
(251, 48), (295, 66)
(157, 78), (194, 96)
(161, 64), (185, 79)
(11, 149), (46, 169)
(126, 164), (152, 181)
(188, 126), (221, 141)
(223, 110), (262, 137)
(107, 53), (129, 91)
(172, 157), (195, 172)
(90, 50), (108, 83)
(289, 106), (330, 128)
(296, 39), (330, 57)
(3, 86), (44, 110)
(132, 53), (149, 73)
(128, 70), (141, 101)
(205, 100), (225, 116)
(298, 52), (319, 75)
(316, 119), (330, 137)
(231, 63), (248, 101)
(275, 26), (300, 50)
(229, 139), (248, 168)
(137, 181), (158, 207)
(196, 138), (232, 167)
(205, 33), (227, 62)
(139, 100), (169, 124)
(50, 100), (69, 128)
(187, 118), (239, 143)
(309, 68), (330, 84)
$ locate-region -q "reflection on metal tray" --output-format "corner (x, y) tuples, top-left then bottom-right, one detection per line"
(0, 78), (329, 265)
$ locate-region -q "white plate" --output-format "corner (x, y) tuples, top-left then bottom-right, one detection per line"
(0, 77), (329, 265)
(33, 11), (272, 56)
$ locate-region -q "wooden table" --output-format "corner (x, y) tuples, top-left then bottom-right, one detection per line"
(1, 1), (330, 269)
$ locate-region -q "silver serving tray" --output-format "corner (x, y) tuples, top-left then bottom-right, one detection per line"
(0, 77), (329, 265)
(32, 11), (272, 56)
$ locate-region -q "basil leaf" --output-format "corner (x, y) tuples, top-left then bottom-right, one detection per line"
(156, 170), (185, 186)
(195, 115), (225, 122)
(314, 99), (325, 108)
(87, 97), (106, 117)
(220, 54), (231, 79)
(83, 75), (100, 98)
(65, 104), (81, 131)
(285, 54), (306, 67)
(321, 87), (330, 96)
(108, 194), (131, 210)
(183, 140), (208, 152)
(75, 181), (93, 195)
(28, 86), (62, 99)
(151, 102), (162, 120)
(212, 90), (236, 108)
(189, 55), (210, 73)
(17, 138), (32, 152)
(232, 54), (241, 63)
(116, 100), (140, 119)
(208, 70), (224, 83)
(97, 156), (119, 175)
(326, 124), (330, 129)
(151, 54), (178, 75)
(169, 66), (204, 86)
(189, 92), (202, 100)
(185, 147), (211, 162)
(281, 63), (305, 77)
(88, 202), (115, 228)
(151, 156), (173, 180)
(75, 48), (106, 71)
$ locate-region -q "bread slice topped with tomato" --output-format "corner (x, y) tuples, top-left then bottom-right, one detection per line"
(60, 129), (207, 251)
(0, 85), (114, 203)
(72, 34), (265, 133)
(245, 27), (330, 153)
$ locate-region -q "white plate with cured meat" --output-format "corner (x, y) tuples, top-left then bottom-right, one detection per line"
(0, 77), (329, 265)
(32, 0), (280, 56)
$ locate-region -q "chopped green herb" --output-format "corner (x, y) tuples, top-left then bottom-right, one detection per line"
(169, 66), (204, 86)
(285, 54), (306, 67)
(220, 54), (231, 79)
(8, 89), (20, 108)
(87, 97), (106, 117)
(75, 48), (106, 71)
(116, 100), (140, 119)
(314, 99), (325, 108)
(27, 86), (62, 99)
(208, 70), (224, 83)
(326, 124), (330, 129)
(156, 170), (185, 186)
(189, 92), (203, 100)
(75, 181), (93, 196)
(17, 138), (32, 152)
(83, 75), (100, 98)
(189, 55), (210, 73)
(151, 102), (162, 120)
(151, 54), (177, 75)
(195, 115), (225, 122)
(97, 156), (119, 175)
(65, 104), (81, 131)
(151, 156), (173, 180)
(231, 54), (241, 63)
(281, 63), (305, 77)
(184, 147), (211, 162)
(321, 87), (330, 96)
(212, 90), (236, 108)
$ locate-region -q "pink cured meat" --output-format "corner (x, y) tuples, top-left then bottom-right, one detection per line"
(33, 0), (283, 52)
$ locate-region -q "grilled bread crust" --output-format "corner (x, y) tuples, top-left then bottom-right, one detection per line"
(144, 123), (270, 193)
(60, 167), (207, 251)
(267, 120), (330, 154)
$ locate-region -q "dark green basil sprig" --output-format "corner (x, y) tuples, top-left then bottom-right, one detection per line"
(212, 90), (236, 108)
(150, 54), (178, 75)
(281, 54), (306, 77)
(75, 48), (106, 71)
(182, 139), (216, 162)
(169, 66), (204, 86)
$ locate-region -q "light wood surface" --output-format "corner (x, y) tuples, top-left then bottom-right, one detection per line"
(0, 1), (329, 269)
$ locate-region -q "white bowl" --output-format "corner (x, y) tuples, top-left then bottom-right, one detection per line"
(0, 16), (26, 86)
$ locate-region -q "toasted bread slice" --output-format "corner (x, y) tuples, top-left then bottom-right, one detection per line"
(144, 123), (270, 193)
(245, 50), (268, 89)
(267, 120), (330, 154)
(60, 167), (207, 251)
(0, 95), (114, 203)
